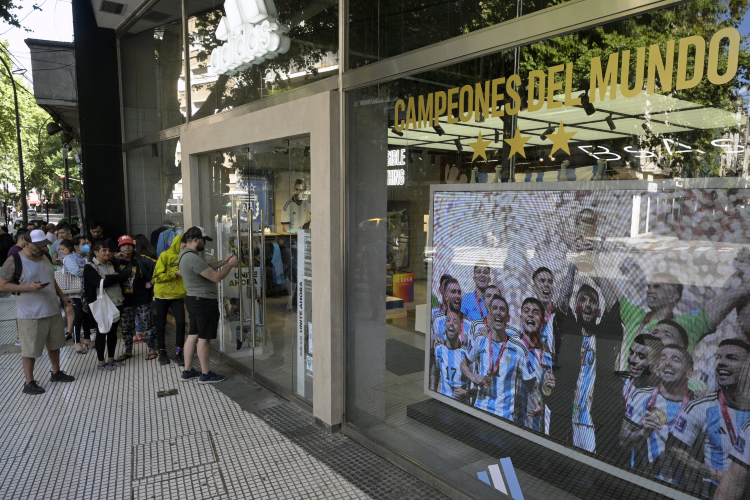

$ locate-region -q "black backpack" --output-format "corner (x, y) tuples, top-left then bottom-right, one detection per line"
(12, 251), (54, 295)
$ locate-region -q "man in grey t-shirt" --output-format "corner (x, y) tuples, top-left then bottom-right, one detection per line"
(178, 226), (237, 384)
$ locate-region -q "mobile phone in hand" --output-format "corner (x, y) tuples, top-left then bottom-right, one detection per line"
(39, 282), (50, 288)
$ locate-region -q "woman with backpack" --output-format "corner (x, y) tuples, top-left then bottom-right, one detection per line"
(114, 235), (157, 361)
(83, 240), (131, 371)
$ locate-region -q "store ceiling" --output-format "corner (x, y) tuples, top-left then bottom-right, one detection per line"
(388, 89), (742, 153)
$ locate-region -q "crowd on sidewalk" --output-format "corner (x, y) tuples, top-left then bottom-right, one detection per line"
(0, 219), (238, 394)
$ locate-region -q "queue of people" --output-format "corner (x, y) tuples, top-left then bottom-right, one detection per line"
(0, 219), (238, 393)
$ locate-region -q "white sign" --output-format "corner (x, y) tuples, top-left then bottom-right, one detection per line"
(387, 169), (405, 186)
(210, 0), (291, 76)
(387, 149), (406, 167)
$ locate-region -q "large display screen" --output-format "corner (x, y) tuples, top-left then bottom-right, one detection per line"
(427, 185), (750, 498)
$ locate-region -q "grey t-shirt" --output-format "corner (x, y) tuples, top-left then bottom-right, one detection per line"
(178, 249), (217, 299)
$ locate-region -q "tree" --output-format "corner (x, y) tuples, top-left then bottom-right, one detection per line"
(0, 0), (40, 31)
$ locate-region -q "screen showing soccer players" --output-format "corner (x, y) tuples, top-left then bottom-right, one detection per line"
(428, 187), (750, 498)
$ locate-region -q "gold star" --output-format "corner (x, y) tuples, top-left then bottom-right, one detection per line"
(468, 132), (492, 161)
(504, 127), (531, 159)
(546, 120), (577, 156)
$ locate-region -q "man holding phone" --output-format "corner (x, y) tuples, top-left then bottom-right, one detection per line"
(0, 230), (76, 394)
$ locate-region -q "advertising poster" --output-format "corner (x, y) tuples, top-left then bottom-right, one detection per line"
(236, 170), (272, 227)
(393, 273), (415, 303)
(427, 185), (750, 498)
(297, 230), (313, 395)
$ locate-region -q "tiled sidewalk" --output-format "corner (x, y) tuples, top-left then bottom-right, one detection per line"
(0, 297), (446, 500)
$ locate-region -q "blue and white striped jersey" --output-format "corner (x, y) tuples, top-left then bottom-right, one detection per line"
(573, 335), (596, 426)
(460, 291), (487, 321)
(281, 197), (311, 231)
(519, 341), (552, 432)
(672, 391), (750, 472)
(431, 313), (473, 350)
(434, 344), (469, 398)
(624, 387), (689, 466)
(465, 334), (535, 422)
(730, 420), (750, 467)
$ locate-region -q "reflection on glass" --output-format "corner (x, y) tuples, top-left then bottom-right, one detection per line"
(198, 138), (312, 400)
(347, 2), (750, 499)
(187, 0), (338, 119)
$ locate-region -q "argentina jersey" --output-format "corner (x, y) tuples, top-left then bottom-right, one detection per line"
(573, 335), (596, 426)
(672, 392), (750, 472)
(466, 335), (535, 421)
(731, 420), (750, 467)
(460, 291), (487, 321)
(281, 197), (311, 230)
(435, 345), (469, 398)
(624, 387), (689, 469)
(520, 343), (552, 432)
(431, 314), (473, 349)
(540, 311), (556, 356)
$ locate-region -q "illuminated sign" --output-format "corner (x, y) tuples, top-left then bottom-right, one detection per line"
(210, 0), (291, 76)
(387, 169), (405, 186)
(388, 149), (406, 167)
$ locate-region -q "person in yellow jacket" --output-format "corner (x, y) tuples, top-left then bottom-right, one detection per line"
(153, 234), (187, 365)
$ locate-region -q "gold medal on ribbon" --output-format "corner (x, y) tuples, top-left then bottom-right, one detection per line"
(483, 374), (493, 388)
(648, 407), (668, 427)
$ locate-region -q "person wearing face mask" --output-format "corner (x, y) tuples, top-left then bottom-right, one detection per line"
(83, 241), (132, 371)
(0, 230), (76, 394)
(61, 236), (93, 353)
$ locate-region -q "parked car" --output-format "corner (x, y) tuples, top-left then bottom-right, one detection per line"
(27, 209), (36, 217)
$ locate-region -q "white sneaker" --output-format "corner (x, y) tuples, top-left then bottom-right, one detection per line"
(14, 338), (20, 346)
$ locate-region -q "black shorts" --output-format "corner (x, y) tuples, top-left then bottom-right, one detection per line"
(185, 296), (220, 340)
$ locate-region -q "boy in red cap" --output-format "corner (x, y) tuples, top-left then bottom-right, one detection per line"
(114, 235), (157, 361)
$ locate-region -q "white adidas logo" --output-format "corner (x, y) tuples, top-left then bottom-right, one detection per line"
(210, 0), (291, 76)
(477, 458), (525, 499)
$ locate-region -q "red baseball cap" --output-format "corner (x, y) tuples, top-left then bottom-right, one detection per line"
(117, 235), (135, 248)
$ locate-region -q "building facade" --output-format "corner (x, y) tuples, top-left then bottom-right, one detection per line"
(73, 0), (750, 498)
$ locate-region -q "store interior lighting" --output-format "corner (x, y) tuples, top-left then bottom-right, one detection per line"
(494, 129), (500, 143)
(477, 111), (485, 123)
(606, 114), (616, 131)
(433, 124), (445, 136)
(580, 92), (596, 116)
(392, 127), (404, 137)
(642, 122), (651, 132)
(540, 124), (555, 140)
(454, 139), (463, 152)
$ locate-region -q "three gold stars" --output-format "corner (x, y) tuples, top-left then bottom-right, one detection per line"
(467, 131), (492, 161)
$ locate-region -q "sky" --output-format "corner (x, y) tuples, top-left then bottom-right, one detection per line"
(0, 0), (74, 87)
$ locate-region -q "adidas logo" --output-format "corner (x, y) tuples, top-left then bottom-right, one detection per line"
(477, 457), (525, 499)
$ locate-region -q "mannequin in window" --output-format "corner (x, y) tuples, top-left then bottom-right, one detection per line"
(281, 179), (311, 233)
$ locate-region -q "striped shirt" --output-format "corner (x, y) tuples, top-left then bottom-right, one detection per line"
(730, 420), (750, 468)
(465, 334), (534, 421)
(434, 344), (469, 398)
(625, 387), (689, 468)
(672, 391), (750, 472)
(573, 335), (596, 426)
(281, 197), (311, 230)
(519, 341), (552, 432)
(460, 291), (486, 321)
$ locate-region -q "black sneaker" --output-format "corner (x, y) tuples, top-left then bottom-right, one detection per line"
(158, 351), (170, 365)
(181, 368), (200, 382)
(175, 351), (184, 366)
(198, 371), (226, 384)
(23, 380), (45, 395)
(50, 370), (75, 382)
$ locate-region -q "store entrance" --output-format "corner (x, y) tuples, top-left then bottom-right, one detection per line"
(197, 137), (312, 402)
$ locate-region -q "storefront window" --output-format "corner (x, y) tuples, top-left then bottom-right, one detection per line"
(197, 137), (313, 401)
(186, 0), (338, 120)
(120, 0), (185, 142)
(347, 1), (750, 498)
(348, 0), (571, 69)
(125, 138), (184, 237)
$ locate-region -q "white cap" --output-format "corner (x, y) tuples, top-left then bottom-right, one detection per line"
(46, 231), (56, 243)
(30, 229), (50, 248)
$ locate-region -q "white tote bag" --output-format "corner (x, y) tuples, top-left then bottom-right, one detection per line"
(89, 280), (120, 333)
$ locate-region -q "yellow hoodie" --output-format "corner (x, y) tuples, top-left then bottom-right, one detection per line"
(153, 234), (186, 299)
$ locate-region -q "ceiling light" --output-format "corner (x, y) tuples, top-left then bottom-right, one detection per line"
(606, 114), (616, 131)
(642, 122), (651, 133)
(454, 139), (463, 152)
(418, 155), (423, 161)
(540, 124), (555, 141)
(391, 127), (404, 137)
(433, 125), (445, 136)
(580, 92), (596, 116)
(477, 111), (485, 123)
(495, 129), (500, 143)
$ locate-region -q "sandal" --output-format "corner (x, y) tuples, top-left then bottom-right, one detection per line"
(74, 346), (87, 354)
(145, 351), (158, 361)
(114, 353), (133, 362)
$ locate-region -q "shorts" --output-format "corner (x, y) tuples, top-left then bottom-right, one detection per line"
(18, 313), (66, 358)
(185, 296), (220, 340)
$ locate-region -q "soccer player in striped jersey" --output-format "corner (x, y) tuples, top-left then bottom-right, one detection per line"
(715, 420), (749, 500)
(460, 295), (535, 422)
(517, 297), (555, 432)
(662, 339), (750, 497)
(432, 274), (453, 318)
(430, 309), (471, 403)
(460, 262), (492, 321)
(622, 333), (663, 401)
(620, 345), (694, 476)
